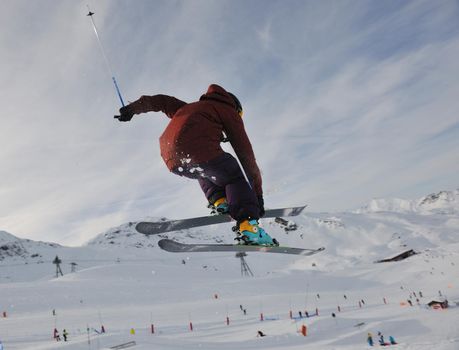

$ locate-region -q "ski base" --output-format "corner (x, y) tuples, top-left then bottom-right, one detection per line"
(136, 205), (306, 235)
(158, 238), (325, 256)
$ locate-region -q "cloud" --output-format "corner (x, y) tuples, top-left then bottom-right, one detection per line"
(0, 0), (458, 245)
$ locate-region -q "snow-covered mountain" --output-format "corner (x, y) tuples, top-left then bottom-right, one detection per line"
(81, 189), (459, 269)
(0, 230), (61, 262)
(355, 189), (459, 214)
(0, 190), (458, 350)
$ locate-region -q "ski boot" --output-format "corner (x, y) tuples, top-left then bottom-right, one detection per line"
(208, 197), (229, 215)
(234, 219), (279, 246)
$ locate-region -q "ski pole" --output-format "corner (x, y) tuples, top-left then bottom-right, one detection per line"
(86, 5), (125, 107)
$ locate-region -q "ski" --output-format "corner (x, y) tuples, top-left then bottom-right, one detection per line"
(136, 205), (306, 235)
(158, 238), (325, 256)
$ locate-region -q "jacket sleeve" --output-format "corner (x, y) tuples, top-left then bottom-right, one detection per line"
(221, 113), (263, 196)
(128, 95), (187, 119)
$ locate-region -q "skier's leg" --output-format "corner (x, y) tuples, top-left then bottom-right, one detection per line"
(172, 153), (276, 245)
(171, 160), (228, 212)
(226, 176), (259, 221)
(196, 153), (259, 221)
(200, 154), (277, 245)
(197, 177), (228, 213)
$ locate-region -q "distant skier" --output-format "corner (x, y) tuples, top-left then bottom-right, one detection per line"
(367, 332), (374, 346)
(378, 332), (388, 346)
(54, 329), (61, 341)
(257, 330), (266, 337)
(116, 84), (276, 246)
(389, 335), (397, 345)
(63, 329), (68, 342)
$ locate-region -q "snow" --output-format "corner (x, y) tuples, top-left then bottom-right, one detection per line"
(355, 189), (459, 215)
(0, 190), (458, 349)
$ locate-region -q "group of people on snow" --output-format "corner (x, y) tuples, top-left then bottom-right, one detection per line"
(53, 328), (68, 342)
(367, 332), (397, 346)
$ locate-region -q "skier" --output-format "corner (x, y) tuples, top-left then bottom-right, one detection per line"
(54, 329), (61, 341)
(378, 332), (386, 346)
(389, 335), (397, 345)
(63, 329), (68, 342)
(116, 84), (276, 246)
(257, 330), (266, 337)
(367, 332), (374, 346)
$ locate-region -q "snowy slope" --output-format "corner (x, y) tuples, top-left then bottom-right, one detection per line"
(0, 190), (458, 349)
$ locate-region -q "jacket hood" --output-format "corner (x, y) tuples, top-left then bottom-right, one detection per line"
(200, 84), (237, 110)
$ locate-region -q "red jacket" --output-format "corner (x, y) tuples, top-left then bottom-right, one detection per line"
(127, 84), (263, 195)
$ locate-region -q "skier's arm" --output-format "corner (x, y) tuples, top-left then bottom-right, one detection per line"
(223, 116), (263, 196)
(116, 95), (187, 121)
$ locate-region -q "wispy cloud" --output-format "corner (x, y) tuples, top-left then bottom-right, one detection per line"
(1, 0), (458, 245)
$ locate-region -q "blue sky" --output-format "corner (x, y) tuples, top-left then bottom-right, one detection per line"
(1, 0), (458, 245)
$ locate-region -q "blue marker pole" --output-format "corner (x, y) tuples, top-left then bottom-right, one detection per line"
(87, 5), (125, 107)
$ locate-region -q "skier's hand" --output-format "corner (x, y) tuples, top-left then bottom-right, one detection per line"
(257, 195), (265, 217)
(115, 106), (134, 122)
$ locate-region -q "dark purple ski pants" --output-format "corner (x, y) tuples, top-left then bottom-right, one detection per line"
(172, 153), (260, 221)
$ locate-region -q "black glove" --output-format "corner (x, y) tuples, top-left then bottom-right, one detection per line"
(257, 195), (265, 217)
(115, 106), (134, 122)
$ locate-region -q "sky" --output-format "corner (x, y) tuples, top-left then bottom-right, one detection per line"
(1, 0), (458, 246)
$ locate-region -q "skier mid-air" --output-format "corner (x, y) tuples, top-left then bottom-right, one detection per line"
(115, 84), (278, 246)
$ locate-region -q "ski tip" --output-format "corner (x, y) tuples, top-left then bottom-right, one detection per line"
(135, 222), (151, 235)
(157, 239), (169, 249)
(290, 205), (307, 216)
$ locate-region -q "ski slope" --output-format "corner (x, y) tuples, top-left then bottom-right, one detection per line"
(0, 190), (458, 349)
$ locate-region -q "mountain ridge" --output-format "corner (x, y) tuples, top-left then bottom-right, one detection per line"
(355, 189), (459, 214)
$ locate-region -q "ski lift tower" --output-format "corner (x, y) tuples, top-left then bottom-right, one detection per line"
(235, 252), (253, 277)
(53, 256), (64, 278)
